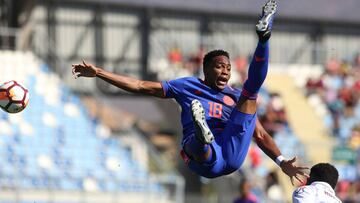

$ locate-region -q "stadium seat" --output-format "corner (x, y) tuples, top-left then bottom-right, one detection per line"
(0, 51), (162, 194)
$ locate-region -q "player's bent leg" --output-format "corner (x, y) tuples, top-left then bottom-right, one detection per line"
(184, 141), (227, 178)
(183, 135), (213, 163)
(182, 99), (215, 164)
(191, 99), (214, 144)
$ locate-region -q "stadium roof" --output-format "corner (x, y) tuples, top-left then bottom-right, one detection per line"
(69, 0), (360, 24)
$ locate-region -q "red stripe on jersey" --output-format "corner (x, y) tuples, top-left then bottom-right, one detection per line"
(241, 88), (258, 99)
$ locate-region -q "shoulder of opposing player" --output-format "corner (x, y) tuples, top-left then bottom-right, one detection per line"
(293, 185), (316, 197)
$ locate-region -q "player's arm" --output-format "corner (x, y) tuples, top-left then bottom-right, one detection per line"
(253, 118), (281, 160)
(253, 118), (309, 185)
(72, 61), (164, 98)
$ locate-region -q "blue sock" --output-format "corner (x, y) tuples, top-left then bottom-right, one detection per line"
(242, 41), (269, 99)
(184, 135), (213, 163)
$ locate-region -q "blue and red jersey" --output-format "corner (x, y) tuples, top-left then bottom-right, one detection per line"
(161, 77), (241, 144)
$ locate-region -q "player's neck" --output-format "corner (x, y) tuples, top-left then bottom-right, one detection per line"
(203, 79), (221, 91)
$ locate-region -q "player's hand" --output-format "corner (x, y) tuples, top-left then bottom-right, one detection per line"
(280, 156), (309, 186)
(72, 60), (98, 78)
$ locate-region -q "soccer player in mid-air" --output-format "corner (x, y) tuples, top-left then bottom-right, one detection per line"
(72, 0), (309, 182)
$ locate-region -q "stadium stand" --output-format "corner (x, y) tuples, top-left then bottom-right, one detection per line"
(0, 51), (170, 202)
(266, 55), (360, 202)
(0, 42), (309, 203)
(2, 0), (359, 202)
(301, 55), (360, 202)
(232, 87), (307, 203)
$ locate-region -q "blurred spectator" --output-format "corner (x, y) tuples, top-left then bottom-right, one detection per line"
(233, 179), (258, 203)
(325, 58), (341, 75)
(234, 55), (248, 72)
(303, 53), (360, 202)
(305, 75), (324, 96)
(234, 55), (248, 83)
(304, 56), (360, 139)
(336, 180), (351, 200)
(186, 46), (205, 76)
(168, 46), (183, 66)
(349, 126), (360, 149)
(265, 171), (284, 203)
(258, 93), (287, 137)
(353, 53), (360, 68)
(163, 45), (252, 79)
(248, 146), (261, 169)
(336, 179), (360, 203)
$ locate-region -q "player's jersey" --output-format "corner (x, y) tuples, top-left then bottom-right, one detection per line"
(161, 77), (241, 144)
(292, 182), (342, 203)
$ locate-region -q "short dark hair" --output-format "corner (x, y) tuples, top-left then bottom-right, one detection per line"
(203, 50), (230, 69)
(308, 163), (339, 189)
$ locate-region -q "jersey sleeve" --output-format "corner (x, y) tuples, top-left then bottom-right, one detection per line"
(161, 78), (186, 99)
(292, 186), (316, 203)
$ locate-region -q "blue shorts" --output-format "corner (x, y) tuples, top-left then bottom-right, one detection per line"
(181, 110), (257, 178)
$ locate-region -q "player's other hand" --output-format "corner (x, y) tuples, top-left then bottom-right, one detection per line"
(72, 60), (98, 78)
(280, 156), (310, 186)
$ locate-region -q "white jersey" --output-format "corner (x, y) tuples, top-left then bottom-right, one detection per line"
(292, 181), (342, 203)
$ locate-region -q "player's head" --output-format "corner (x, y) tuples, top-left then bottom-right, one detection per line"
(307, 163), (339, 189)
(202, 50), (231, 90)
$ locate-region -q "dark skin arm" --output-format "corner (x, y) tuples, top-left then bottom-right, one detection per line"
(253, 118), (309, 185)
(253, 118), (281, 160)
(72, 60), (164, 97)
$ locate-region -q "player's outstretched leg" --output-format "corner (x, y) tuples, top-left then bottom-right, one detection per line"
(191, 99), (214, 144)
(242, 0), (276, 99)
(221, 0), (277, 171)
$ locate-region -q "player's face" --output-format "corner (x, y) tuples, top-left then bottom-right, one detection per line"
(204, 55), (231, 90)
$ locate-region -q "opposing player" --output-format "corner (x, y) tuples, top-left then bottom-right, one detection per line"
(292, 163), (342, 203)
(72, 0), (308, 181)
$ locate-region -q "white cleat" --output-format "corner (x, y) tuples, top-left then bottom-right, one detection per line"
(191, 99), (214, 144)
(256, 0), (277, 32)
